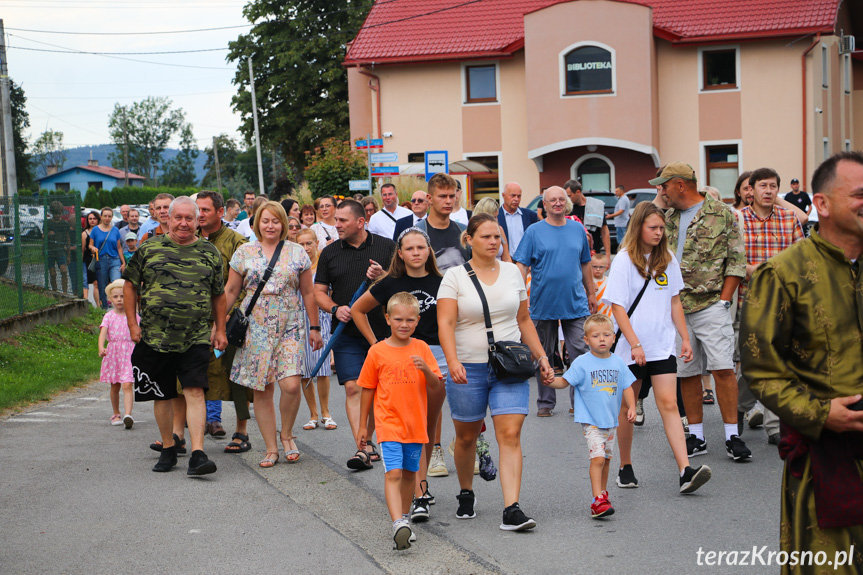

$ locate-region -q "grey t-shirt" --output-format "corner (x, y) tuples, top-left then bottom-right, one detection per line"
(614, 195), (631, 228)
(425, 220), (470, 272)
(676, 200), (704, 262)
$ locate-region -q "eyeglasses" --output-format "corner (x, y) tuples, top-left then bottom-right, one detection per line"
(288, 225), (301, 230)
(410, 199), (426, 203)
(546, 199), (567, 205)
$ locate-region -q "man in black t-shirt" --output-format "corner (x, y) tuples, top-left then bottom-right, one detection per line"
(416, 173), (470, 272)
(784, 178), (812, 235)
(565, 179), (610, 255)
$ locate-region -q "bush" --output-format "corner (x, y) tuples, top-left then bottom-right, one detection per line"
(303, 138), (368, 200)
(82, 185), (206, 208)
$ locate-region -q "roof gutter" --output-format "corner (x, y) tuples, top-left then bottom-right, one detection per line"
(801, 33), (822, 189)
(358, 68), (382, 139)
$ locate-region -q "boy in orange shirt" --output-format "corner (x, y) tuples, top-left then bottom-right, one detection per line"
(357, 292), (442, 551)
(592, 253), (613, 317)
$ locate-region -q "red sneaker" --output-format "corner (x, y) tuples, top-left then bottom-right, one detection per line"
(590, 494), (615, 519)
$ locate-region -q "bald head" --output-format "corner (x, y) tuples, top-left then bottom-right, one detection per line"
(410, 190), (429, 217)
(502, 182), (523, 214)
(543, 186), (568, 219)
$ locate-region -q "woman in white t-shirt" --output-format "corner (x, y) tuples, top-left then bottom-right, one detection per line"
(603, 202), (711, 494)
(310, 195), (338, 252)
(438, 213), (553, 530)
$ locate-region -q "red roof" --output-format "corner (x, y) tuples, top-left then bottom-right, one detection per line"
(79, 165), (145, 180)
(344, 0), (840, 65)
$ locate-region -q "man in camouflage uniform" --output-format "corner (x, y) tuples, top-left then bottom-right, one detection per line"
(651, 162), (751, 462)
(123, 196), (227, 475)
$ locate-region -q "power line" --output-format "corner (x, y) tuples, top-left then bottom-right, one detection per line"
(28, 90), (235, 100)
(5, 24), (252, 36)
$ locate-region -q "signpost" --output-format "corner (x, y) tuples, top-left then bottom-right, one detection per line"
(349, 180), (371, 191)
(371, 166), (399, 177)
(425, 151), (448, 182)
(355, 139), (384, 149)
(370, 152), (398, 163)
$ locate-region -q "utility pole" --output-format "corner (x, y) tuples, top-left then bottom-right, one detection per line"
(122, 108), (129, 187)
(0, 20), (18, 198)
(248, 56), (265, 197)
(271, 147), (276, 192)
(212, 136), (223, 195)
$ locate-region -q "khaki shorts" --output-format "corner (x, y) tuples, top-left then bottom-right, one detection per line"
(675, 301), (735, 377)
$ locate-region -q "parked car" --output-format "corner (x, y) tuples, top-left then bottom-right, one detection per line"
(626, 188), (658, 211)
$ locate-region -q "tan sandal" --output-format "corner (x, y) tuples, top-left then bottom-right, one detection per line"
(259, 452), (279, 468)
(282, 435), (301, 463)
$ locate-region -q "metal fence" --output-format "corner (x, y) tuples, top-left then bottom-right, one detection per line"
(0, 194), (83, 321)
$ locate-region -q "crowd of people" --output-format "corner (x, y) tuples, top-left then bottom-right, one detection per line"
(90, 152), (863, 562)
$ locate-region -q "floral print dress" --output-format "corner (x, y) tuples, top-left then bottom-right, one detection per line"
(230, 242), (311, 391)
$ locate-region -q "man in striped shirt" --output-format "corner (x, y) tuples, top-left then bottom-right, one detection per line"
(740, 167), (805, 444)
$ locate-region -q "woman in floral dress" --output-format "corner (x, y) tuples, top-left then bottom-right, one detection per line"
(224, 201), (323, 467)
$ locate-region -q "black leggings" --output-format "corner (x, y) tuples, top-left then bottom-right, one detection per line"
(638, 376), (686, 417)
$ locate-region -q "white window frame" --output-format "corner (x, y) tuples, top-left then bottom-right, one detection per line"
(698, 139), (743, 189)
(461, 61), (500, 107)
(463, 152), (502, 202)
(822, 44), (829, 89)
(698, 45), (741, 93)
(559, 41), (617, 99)
(570, 153), (615, 192)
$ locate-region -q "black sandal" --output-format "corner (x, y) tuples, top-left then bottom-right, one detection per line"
(347, 450), (373, 471)
(224, 432), (251, 453)
(702, 389), (715, 405)
(366, 441), (381, 462)
(149, 433), (187, 455)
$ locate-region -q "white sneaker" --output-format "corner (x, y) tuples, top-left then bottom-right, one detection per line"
(428, 445), (448, 477)
(123, 414), (134, 429)
(393, 519), (413, 550)
(748, 407), (764, 429)
(634, 399), (645, 426)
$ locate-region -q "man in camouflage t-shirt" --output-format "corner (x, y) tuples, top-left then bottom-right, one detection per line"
(123, 196), (227, 475)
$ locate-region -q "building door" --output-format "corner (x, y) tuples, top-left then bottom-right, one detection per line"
(577, 157), (611, 192)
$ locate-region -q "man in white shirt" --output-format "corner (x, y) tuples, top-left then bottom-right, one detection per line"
(392, 190), (429, 239)
(497, 182), (537, 257)
(450, 180), (470, 226)
(368, 183), (411, 239)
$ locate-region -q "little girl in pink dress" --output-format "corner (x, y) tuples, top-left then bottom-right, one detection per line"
(99, 279), (139, 428)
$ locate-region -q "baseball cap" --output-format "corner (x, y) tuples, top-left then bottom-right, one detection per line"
(125, 232), (138, 242)
(648, 162), (698, 186)
(790, 178), (799, 184)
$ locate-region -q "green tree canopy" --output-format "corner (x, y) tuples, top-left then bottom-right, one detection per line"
(10, 80), (36, 192)
(107, 96), (189, 182)
(32, 129), (67, 179)
(160, 124), (200, 187)
(227, 0), (374, 174)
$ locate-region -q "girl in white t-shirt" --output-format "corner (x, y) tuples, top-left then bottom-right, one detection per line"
(603, 202), (711, 494)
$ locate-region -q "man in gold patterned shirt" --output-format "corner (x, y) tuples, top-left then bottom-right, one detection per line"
(741, 151), (863, 575)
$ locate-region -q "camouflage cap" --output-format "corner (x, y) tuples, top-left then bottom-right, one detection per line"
(649, 162), (697, 186)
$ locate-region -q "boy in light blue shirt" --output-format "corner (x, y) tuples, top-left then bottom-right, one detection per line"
(545, 314), (635, 519)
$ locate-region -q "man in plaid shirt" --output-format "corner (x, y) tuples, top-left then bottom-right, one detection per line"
(740, 167), (805, 444)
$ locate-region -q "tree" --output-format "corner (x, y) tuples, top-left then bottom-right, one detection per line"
(107, 97), (188, 182)
(200, 134), (239, 190)
(303, 137), (367, 199)
(160, 124), (200, 187)
(10, 80), (36, 191)
(32, 129), (68, 178)
(227, 0), (374, 173)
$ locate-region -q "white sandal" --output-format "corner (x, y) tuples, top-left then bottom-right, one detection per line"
(321, 417), (338, 430)
(302, 419), (318, 430)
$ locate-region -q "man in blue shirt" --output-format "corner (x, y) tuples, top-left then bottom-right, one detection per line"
(513, 186), (597, 416)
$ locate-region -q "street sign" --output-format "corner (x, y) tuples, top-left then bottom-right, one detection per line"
(370, 152), (398, 163)
(355, 139), (384, 149)
(349, 180), (371, 191)
(371, 166), (399, 177)
(425, 150), (448, 181)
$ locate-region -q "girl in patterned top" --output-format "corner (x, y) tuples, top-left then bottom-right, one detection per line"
(98, 279), (139, 429)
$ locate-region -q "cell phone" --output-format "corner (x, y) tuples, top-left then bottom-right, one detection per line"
(848, 397), (863, 411)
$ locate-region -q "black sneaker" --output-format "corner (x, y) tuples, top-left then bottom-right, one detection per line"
(686, 435), (707, 457)
(187, 450), (217, 476)
(679, 465), (712, 494)
(419, 479), (435, 505)
(410, 497), (430, 522)
(152, 446), (177, 472)
(616, 464), (639, 488)
(500, 502), (536, 531)
(456, 489), (476, 519)
(725, 435), (752, 461)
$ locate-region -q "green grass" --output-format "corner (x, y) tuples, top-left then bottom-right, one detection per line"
(0, 307), (104, 411)
(0, 283), (60, 319)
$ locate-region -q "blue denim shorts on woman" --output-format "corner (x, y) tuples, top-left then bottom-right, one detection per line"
(445, 362), (529, 422)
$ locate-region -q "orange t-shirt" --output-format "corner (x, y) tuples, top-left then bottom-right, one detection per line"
(595, 276), (613, 317)
(357, 338), (442, 444)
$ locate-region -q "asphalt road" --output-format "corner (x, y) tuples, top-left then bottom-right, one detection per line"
(0, 377), (784, 574)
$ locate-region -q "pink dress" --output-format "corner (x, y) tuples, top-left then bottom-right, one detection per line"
(100, 310), (138, 384)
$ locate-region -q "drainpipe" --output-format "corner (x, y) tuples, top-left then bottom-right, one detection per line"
(801, 33), (821, 187)
(358, 68), (382, 139)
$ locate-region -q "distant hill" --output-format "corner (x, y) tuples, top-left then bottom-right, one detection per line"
(60, 145), (208, 183)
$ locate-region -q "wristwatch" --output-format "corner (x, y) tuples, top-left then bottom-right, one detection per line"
(309, 326), (321, 331)
(720, 300), (732, 309)
(331, 305), (339, 315)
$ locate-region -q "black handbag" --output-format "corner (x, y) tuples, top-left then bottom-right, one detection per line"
(609, 276), (651, 353)
(463, 263), (535, 380)
(226, 241), (284, 348)
(88, 231), (110, 273)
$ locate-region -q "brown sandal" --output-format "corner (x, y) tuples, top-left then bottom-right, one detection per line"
(259, 452), (279, 468)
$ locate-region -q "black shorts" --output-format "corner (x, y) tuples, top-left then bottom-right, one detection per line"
(628, 355), (677, 381)
(132, 341), (210, 402)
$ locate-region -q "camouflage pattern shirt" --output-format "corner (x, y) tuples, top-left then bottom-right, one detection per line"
(665, 193), (746, 314)
(122, 234), (224, 353)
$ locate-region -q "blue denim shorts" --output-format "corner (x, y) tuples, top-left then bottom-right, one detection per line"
(380, 441), (423, 473)
(332, 334), (370, 385)
(445, 362), (529, 422)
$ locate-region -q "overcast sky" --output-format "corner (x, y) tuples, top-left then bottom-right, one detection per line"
(2, 0), (251, 151)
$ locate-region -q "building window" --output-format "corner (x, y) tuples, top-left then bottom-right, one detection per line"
(846, 140), (852, 152)
(844, 54), (851, 95)
(463, 155), (500, 205)
(564, 46), (613, 95)
(54, 183), (70, 192)
(87, 181), (103, 191)
(822, 45), (829, 88)
(465, 65), (497, 103)
(824, 138), (830, 160)
(705, 145), (739, 199)
(703, 49), (737, 90)
(577, 157), (612, 192)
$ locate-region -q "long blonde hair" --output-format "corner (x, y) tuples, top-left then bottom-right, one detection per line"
(620, 202), (672, 279)
(296, 228), (319, 269)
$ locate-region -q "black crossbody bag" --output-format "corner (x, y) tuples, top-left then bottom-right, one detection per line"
(226, 241), (284, 348)
(609, 276), (651, 353)
(464, 263), (535, 380)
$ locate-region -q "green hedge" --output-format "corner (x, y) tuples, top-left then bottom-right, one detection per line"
(81, 185), (220, 208)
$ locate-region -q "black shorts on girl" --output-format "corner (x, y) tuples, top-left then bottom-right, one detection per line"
(628, 354), (677, 381)
(131, 341), (210, 402)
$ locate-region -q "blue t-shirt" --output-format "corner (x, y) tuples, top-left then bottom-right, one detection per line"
(512, 219), (592, 320)
(89, 226), (122, 259)
(563, 352), (636, 429)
